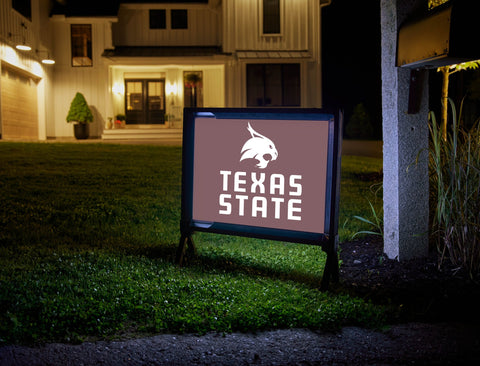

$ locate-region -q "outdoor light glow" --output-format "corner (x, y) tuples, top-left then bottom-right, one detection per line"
(36, 49), (55, 65)
(112, 83), (125, 95)
(32, 61), (43, 77)
(4, 46), (20, 65)
(167, 82), (178, 95)
(16, 44), (32, 51)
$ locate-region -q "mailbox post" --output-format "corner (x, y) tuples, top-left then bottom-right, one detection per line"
(381, 0), (479, 261)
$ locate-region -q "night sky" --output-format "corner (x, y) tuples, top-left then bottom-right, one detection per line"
(322, 0), (382, 139)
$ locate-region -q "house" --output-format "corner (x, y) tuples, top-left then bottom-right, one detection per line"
(0, 0), (331, 141)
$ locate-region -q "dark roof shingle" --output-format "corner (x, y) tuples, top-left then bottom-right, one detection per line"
(102, 46), (226, 58)
(51, 0), (120, 17)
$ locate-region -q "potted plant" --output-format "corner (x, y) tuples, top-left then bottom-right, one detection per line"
(115, 114), (126, 128)
(66, 92), (93, 139)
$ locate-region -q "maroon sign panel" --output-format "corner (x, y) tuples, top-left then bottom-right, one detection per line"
(192, 117), (330, 234)
(180, 108), (341, 246)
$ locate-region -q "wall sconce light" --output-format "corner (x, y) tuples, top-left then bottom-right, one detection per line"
(9, 24), (32, 51)
(16, 42), (31, 51)
(42, 58), (55, 65)
(166, 82), (178, 95)
(112, 82), (125, 95)
(36, 49), (55, 65)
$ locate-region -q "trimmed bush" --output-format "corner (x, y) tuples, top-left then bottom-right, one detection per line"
(66, 92), (93, 124)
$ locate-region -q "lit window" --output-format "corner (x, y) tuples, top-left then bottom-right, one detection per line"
(171, 9), (188, 29)
(71, 24), (92, 67)
(150, 9), (166, 29)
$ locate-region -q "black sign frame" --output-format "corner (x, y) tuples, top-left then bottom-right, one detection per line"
(177, 108), (342, 289)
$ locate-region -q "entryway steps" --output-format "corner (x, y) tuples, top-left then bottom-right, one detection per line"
(102, 128), (183, 141)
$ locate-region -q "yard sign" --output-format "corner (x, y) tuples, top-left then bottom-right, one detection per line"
(178, 108), (342, 289)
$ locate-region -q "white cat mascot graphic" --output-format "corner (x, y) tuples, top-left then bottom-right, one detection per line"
(240, 122), (278, 169)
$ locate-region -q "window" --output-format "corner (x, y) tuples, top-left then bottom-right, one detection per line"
(71, 25), (92, 67)
(148, 9), (188, 30)
(263, 0), (280, 34)
(171, 9), (188, 29)
(247, 64), (300, 107)
(12, 0), (31, 20)
(149, 9), (166, 29)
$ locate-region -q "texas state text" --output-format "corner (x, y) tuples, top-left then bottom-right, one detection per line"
(218, 170), (302, 220)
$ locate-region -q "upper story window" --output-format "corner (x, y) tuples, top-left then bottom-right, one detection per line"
(12, 0), (31, 20)
(171, 9), (188, 29)
(71, 24), (92, 67)
(149, 9), (166, 29)
(148, 9), (188, 30)
(263, 0), (281, 34)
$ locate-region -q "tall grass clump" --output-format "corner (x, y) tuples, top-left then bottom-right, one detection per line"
(429, 99), (480, 278)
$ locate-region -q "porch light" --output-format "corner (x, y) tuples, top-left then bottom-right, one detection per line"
(112, 82), (125, 95)
(9, 26), (32, 52)
(167, 82), (178, 95)
(37, 50), (55, 64)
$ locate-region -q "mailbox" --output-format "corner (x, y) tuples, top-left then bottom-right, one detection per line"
(397, 1), (480, 68)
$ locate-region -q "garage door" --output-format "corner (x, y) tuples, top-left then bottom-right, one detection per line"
(1, 64), (38, 140)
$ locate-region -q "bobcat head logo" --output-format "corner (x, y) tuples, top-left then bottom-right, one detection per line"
(240, 122), (278, 169)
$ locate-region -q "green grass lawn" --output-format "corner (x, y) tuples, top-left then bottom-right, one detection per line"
(0, 142), (383, 344)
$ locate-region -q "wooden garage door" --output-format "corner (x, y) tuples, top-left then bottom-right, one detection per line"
(1, 65), (38, 140)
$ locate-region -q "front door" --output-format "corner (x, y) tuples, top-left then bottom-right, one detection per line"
(125, 79), (165, 124)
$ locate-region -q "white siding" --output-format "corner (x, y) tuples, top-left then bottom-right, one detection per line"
(50, 20), (111, 138)
(113, 5), (221, 46)
(223, 0), (312, 52)
(222, 0), (324, 108)
(203, 67), (225, 107)
(52, 68), (109, 138)
(0, 0), (54, 77)
(1, 0), (35, 52)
